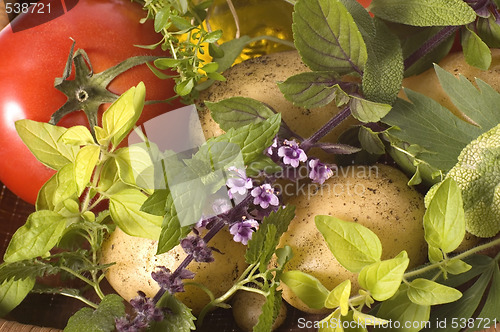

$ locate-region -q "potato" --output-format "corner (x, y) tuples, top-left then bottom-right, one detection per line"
(400, 49), (500, 122)
(276, 164), (427, 313)
(231, 290), (287, 332)
(196, 50), (359, 162)
(100, 227), (248, 315)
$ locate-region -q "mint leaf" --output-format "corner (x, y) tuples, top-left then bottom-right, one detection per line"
(369, 0), (476, 27)
(349, 96), (392, 123)
(407, 279), (462, 306)
(315, 215), (382, 273)
(4, 211), (66, 263)
(151, 293), (196, 332)
(423, 178), (465, 253)
(278, 72), (348, 109)
(462, 25), (491, 70)
(0, 277), (35, 317)
(156, 193), (191, 255)
(358, 251), (409, 301)
(64, 294), (125, 332)
(280, 270), (329, 310)
(293, 0), (367, 75)
(205, 97), (275, 131)
(253, 286), (282, 332)
(141, 189), (169, 216)
(361, 18), (403, 105)
(15, 119), (78, 170)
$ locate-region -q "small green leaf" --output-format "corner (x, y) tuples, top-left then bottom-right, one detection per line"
(114, 145), (155, 194)
(315, 215), (382, 273)
(175, 78), (195, 96)
(275, 246), (293, 270)
(154, 7), (170, 32)
(171, 16), (192, 31)
(203, 30), (223, 43)
(109, 189), (162, 240)
(358, 251), (409, 301)
(358, 126), (385, 155)
(369, 0), (476, 27)
(15, 119), (78, 170)
(36, 172), (58, 211)
(253, 286), (282, 332)
(293, 0), (367, 74)
(4, 211), (66, 263)
(156, 193), (191, 255)
(349, 96), (392, 123)
(476, 15), (500, 48)
(280, 270), (329, 310)
(74, 145), (100, 196)
(408, 278), (462, 306)
(353, 310), (390, 326)
(427, 245), (444, 264)
(325, 279), (351, 315)
(64, 294), (125, 332)
(59, 126), (95, 146)
(278, 72), (348, 109)
(205, 97), (276, 131)
(54, 163), (78, 207)
(423, 178), (465, 253)
(154, 58), (182, 69)
(444, 259), (472, 275)
(0, 277), (35, 317)
(150, 293), (196, 332)
(462, 25), (491, 71)
(141, 189), (169, 216)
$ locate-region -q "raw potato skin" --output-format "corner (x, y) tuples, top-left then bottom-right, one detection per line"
(277, 164), (427, 314)
(231, 291), (287, 332)
(100, 227), (248, 315)
(196, 50), (359, 162)
(400, 49), (500, 122)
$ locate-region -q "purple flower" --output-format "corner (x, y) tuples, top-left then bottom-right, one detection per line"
(151, 267), (194, 294)
(115, 291), (163, 332)
(251, 184), (279, 209)
(309, 159), (334, 185)
(229, 218), (259, 245)
(181, 235), (214, 263)
(278, 139), (307, 168)
(226, 167), (253, 199)
(266, 136), (278, 155)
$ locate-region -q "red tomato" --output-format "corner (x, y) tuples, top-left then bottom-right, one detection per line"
(0, 0), (183, 205)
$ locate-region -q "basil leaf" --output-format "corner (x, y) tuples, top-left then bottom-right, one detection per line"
(4, 211), (66, 263)
(407, 279), (462, 306)
(280, 270), (329, 310)
(0, 277), (35, 317)
(349, 96), (392, 123)
(114, 145), (155, 194)
(15, 119), (78, 170)
(59, 125), (95, 146)
(369, 0), (476, 27)
(54, 164), (79, 207)
(65, 294), (125, 332)
(325, 279), (351, 315)
(74, 145), (100, 196)
(315, 215), (382, 273)
(293, 0), (367, 75)
(462, 25), (491, 71)
(358, 251), (409, 301)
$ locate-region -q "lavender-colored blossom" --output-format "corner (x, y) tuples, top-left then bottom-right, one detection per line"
(181, 235), (214, 263)
(251, 184), (279, 209)
(278, 139), (307, 168)
(229, 218), (260, 245)
(151, 267), (194, 294)
(266, 136), (278, 155)
(226, 167), (253, 199)
(308, 159), (334, 185)
(115, 291), (163, 332)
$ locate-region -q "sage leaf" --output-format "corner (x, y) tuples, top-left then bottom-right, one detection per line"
(59, 125), (95, 146)
(462, 25), (491, 71)
(280, 270), (329, 310)
(109, 189), (162, 240)
(325, 279), (351, 315)
(315, 215), (382, 273)
(64, 294), (125, 332)
(349, 96), (392, 123)
(369, 0), (476, 27)
(4, 211), (66, 263)
(0, 277), (35, 317)
(15, 119), (78, 170)
(278, 72), (348, 109)
(423, 178), (465, 253)
(293, 0), (367, 75)
(74, 145), (100, 196)
(408, 278), (462, 306)
(358, 251), (409, 301)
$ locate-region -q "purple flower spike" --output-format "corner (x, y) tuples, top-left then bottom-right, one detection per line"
(229, 218), (259, 245)
(278, 139), (307, 168)
(251, 184), (279, 209)
(309, 159), (334, 185)
(151, 267), (194, 294)
(226, 167), (253, 199)
(115, 291), (163, 332)
(267, 136), (278, 155)
(181, 235), (214, 263)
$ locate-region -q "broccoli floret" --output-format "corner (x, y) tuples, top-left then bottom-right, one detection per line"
(443, 123), (500, 238)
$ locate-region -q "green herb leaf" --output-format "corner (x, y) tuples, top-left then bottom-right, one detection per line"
(114, 145), (155, 194)
(358, 126), (385, 155)
(109, 189), (162, 240)
(325, 279), (351, 315)
(444, 259), (472, 275)
(407, 278), (462, 306)
(156, 193), (191, 255)
(15, 119), (78, 170)
(353, 310), (390, 326)
(473, 264), (500, 330)
(59, 125), (95, 146)
(64, 294), (125, 332)
(253, 286), (282, 332)
(423, 178), (465, 253)
(4, 211), (66, 263)
(0, 277), (35, 317)
(141, 189), (169, 216)
(205, 97), (275, 131)
(369, 0), (476, 27)
(293, 0), (367, 75)
(278, 72), (348, 109)
(349, 96), (392, 123)
(462, 25), (491, 70)
(74, 145), (100, 196)
(150, 293), (196, 332)
(53, 163), (79, 208)
(280, 270), (329, 310)
(358, 251), (409, 301)
(476, 15), (500, 48)
(315, 215), (382, 273)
